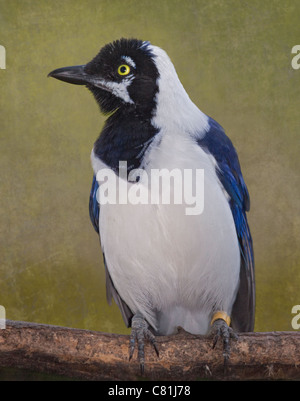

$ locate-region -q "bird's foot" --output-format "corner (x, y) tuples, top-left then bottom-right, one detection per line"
(210, 312), (238, 368)
(129, 313), (159, 374)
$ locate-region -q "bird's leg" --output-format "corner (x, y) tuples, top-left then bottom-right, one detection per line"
(210, 311), (238, 368)
(129, 312), (159, 374)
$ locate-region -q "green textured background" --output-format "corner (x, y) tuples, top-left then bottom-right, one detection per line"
(0, 0), (300, 336)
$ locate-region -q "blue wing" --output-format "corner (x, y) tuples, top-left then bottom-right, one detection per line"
(198, 117), (255, 332)
(89, 175), (100, 233)
(89, 174), (133, 327)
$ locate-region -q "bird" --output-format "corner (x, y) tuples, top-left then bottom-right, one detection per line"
(48, 38), (255, 372)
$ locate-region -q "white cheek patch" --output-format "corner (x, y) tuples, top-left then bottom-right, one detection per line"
(93, 76), (134, 104)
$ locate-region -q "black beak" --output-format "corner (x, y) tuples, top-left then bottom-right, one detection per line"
(48, 65), (113, 94)
(48, 65), (89, 85)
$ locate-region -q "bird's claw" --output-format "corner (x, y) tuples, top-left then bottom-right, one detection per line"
(129, 313), (159, 374)
(210, 318), (238, 368)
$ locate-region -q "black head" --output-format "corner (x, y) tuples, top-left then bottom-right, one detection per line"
(48, 38), (159, 119)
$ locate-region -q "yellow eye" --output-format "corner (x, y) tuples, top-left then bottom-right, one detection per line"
(118, 64), (131, 76)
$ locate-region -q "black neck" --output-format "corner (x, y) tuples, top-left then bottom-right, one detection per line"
(94, 108), (159, 175)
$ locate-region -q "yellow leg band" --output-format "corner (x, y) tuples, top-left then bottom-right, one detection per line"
(210, 311), (231, 327)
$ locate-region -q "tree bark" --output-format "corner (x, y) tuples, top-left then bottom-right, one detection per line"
(0, 320), (299, 380)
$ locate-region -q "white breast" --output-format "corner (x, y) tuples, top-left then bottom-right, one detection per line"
(92, 130), (240, 335)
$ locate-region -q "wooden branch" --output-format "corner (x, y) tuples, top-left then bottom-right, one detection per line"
(0, 320), (300, 380)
